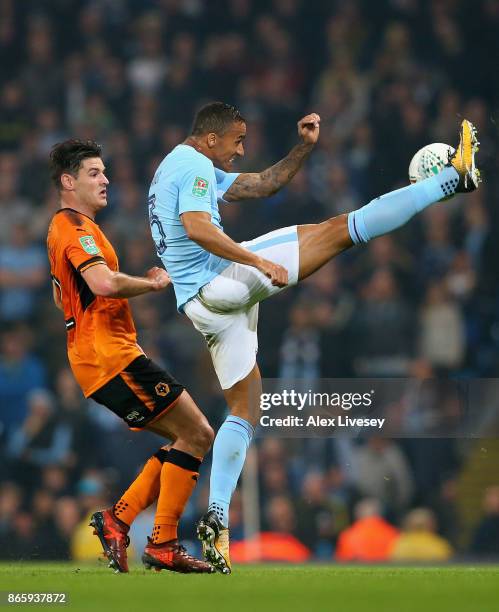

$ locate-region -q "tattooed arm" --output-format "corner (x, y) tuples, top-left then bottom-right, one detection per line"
(223, 113), (321, 202)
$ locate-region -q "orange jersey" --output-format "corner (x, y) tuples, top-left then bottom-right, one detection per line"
(47, 208), (143, 396)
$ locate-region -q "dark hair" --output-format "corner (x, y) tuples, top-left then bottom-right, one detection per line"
(191, 102), (245, 136)
(50, 139), (102, 190)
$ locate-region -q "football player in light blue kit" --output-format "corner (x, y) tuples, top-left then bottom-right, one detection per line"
(148, 102), (480, 573)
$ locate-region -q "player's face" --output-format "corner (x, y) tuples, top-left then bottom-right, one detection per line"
(213, 122), (246, 171)
(74, 158), (109, 211)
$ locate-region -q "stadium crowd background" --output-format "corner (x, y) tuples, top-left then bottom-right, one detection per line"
(1, 0), (499, 563)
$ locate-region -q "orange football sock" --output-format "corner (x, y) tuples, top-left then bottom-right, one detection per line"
(114, 446), (171, 526)
(151, 448), (201, 544)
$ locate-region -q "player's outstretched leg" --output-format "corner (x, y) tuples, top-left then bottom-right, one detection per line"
(197, 365), (261, 575)
(298, 119), (480, 280)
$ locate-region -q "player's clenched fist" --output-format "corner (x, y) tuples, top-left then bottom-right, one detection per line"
(297, 113), (320, 145)
(256, 257), (288, 288)
(146, 266), (171, 291)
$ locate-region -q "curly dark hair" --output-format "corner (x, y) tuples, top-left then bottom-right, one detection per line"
(191, 102), (245, 136)
(49, 139), (102, 190)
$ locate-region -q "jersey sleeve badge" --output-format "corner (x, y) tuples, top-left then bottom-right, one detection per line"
(192, 176), (209, 197)
(79, 235), (101, 255)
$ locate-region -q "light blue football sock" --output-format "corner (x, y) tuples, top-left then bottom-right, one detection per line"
(348, 167), (460, 244)
(208, 415), (254, 528)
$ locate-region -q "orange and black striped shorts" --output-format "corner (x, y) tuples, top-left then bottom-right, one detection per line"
(91, 356), (184, 429)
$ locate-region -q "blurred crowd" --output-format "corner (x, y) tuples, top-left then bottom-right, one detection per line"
(1, 0), (499, 562)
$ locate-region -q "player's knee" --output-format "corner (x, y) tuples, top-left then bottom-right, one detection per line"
(192, 421), (215, 455)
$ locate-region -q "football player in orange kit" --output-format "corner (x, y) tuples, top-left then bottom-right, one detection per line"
(47, 139), (214, 574)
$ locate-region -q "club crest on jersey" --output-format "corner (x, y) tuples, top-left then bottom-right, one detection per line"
(155, 382), (170, 397)
(192, 176), (209, 197)
(79, 235), (100, 255)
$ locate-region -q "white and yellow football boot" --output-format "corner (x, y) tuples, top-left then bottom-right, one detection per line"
(196, 511), (231, 575)
(448, 119), (481, 192)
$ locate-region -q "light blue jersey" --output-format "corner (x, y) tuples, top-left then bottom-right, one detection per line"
(148, 144), (240, 310)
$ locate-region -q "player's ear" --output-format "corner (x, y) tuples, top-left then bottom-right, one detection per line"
(207, 132), (217, 149)
(60, 173), (75, 191)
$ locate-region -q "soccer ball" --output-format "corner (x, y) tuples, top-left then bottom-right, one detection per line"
(408, 142), (455, 183)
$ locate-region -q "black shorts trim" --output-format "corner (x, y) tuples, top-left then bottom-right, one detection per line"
(91, 356), (184, 429)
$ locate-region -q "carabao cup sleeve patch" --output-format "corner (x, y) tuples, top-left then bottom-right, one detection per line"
(78, 235), (101, 255)
(192, 176), (209, 197)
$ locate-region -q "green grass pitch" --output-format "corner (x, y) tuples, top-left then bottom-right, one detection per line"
(0, 563), (498, 612)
